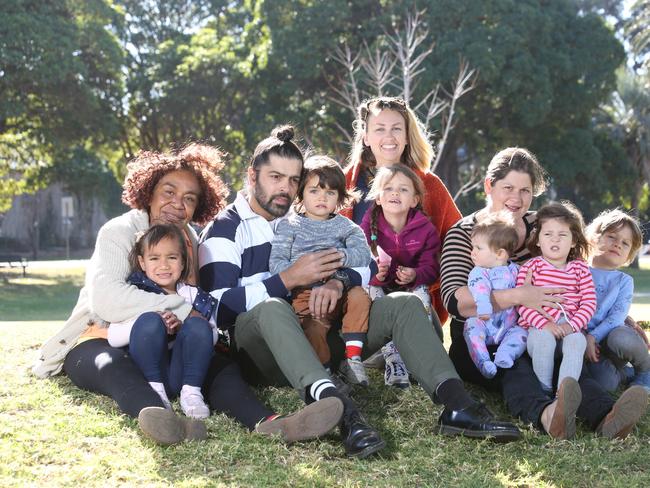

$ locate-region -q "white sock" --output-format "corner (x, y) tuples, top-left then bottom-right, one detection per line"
(309, 378), (336, 401)
(149, 381), (172, 409)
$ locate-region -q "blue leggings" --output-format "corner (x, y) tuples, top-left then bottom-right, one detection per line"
(129, 312), (214, 397)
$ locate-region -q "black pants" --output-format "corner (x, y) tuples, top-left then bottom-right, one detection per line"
(64, 339), (272, 430)
(449, 320), (613, 430)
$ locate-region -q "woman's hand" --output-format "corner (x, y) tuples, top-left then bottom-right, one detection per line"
(516, 269), (565, 319)
(159, 311), (182, 334)
(541, 321), (564, 339)
(558, 322), (574, 337)
(375, 262), (390, 282)
(309, 279), (343, 319)
(395, 266), (416, 286)
(585, 333), (600, 362)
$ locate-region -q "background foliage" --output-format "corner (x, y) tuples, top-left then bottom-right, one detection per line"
(1, 0), (648, 223)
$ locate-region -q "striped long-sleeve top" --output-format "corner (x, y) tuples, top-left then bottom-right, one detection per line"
(440, 211), (536, 330)
(516, 257), (596, 332)
(198, 192), (369, 328)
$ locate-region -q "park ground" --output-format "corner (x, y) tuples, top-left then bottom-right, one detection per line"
(1, 262), (649, 487)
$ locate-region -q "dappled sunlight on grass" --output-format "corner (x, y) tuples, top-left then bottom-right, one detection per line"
(7, 277), (60, 286)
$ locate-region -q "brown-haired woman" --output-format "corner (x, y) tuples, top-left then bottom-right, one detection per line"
(440, 147), (648, 440)
(33, 143), (342, 445)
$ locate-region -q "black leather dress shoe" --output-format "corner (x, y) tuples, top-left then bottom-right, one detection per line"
(436, 402), (521, 442)
(340, 411), (386, 458)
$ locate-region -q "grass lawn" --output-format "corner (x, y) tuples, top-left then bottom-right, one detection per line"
(2, 263), (650, 486)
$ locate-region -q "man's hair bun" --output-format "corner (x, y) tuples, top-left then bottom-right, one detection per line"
(272, 125), (295, 142)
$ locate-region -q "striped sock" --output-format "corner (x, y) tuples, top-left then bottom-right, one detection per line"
(308, 378), (336, 402)
(345, 340), (363, 359)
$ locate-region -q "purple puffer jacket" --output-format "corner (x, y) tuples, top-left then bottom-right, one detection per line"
(361, 207), (440, 289)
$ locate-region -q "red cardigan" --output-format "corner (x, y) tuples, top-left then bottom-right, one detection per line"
(342, 162), (462, 324)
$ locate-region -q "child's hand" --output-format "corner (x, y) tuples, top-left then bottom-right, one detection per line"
(159, 311), (181, 334)
(541, 321), (564, 339)
(585, 334), (600, 362)
(478, 314), (491, 321)
(375, 262), (390, 282)
(558, 322), (574, 337)
(395, 266), (416, 286)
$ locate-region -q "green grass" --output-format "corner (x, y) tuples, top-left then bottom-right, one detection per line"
(3, 322), (650, 487)
(2, 263), (650, 486)
(0, 266), (84, 320)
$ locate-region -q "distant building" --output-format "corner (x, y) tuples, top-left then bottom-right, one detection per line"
(0, 183), (113, 256)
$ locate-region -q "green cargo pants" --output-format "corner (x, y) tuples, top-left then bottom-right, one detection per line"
(234, 293), (459, 398)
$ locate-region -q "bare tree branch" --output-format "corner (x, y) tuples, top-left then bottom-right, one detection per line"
(432, 60), (477, 173)
(453, 170), (483, 201)
(360, 42), (396, 97)
(386, 9), (433, 104)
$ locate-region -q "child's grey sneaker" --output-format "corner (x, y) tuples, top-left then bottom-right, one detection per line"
(382, 343), (410, 389)
(340, 358), (369, 386)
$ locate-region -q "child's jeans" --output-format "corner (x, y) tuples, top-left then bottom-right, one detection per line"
(291, 285), (371, 365)
(527, 322), (586, 392)
(587, 324), (650, 391)
(129, 311), (214, 396)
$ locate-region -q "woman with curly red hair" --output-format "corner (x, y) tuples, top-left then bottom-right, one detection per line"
(33, 143), (340, 445)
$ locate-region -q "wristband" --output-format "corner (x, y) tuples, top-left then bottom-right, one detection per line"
(331, 269), (352, 291)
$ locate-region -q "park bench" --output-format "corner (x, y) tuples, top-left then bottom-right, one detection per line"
(0, 254), (29, 276)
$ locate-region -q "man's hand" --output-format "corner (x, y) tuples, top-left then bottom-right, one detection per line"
(159, 311), (181, 334)
(309, 279), (343, 319)
(585, 333), (600, 362)
(280, 249), (344, 290)
(395, 266), (416, 286)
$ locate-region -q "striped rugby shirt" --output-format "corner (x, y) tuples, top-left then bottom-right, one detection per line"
(440, 211), (536, 329)
(516, 257), (596, 332)
(199, 192), (369, 328)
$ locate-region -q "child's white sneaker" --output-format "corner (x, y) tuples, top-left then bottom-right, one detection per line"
(382, 343), (410, 389)
(149, 381), (172, 410)
(180, 385), (210, 419)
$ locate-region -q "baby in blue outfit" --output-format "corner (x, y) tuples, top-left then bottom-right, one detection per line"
(464, 213), (527, 378)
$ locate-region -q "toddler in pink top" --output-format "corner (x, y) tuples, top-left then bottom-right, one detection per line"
(517, 202), (596, 393)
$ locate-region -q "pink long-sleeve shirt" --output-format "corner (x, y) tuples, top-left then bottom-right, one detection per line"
(516, 257), (596, 332)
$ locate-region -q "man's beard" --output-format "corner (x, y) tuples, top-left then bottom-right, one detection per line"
(253, 184), (292, 218)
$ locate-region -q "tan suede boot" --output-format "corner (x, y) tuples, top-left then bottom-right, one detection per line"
(597, 385), (648, 440)
(540, 377), (582, 440)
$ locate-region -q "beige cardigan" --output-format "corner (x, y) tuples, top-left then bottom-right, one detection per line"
(32, 209), (195, 378)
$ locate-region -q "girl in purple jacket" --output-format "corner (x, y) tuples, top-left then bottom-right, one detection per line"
(361, 165), (441, 388)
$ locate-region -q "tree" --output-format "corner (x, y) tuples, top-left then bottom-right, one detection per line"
(0, 0), (124, 211)
(625, 0), (650, 71)
(597, 69), (650, 211)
